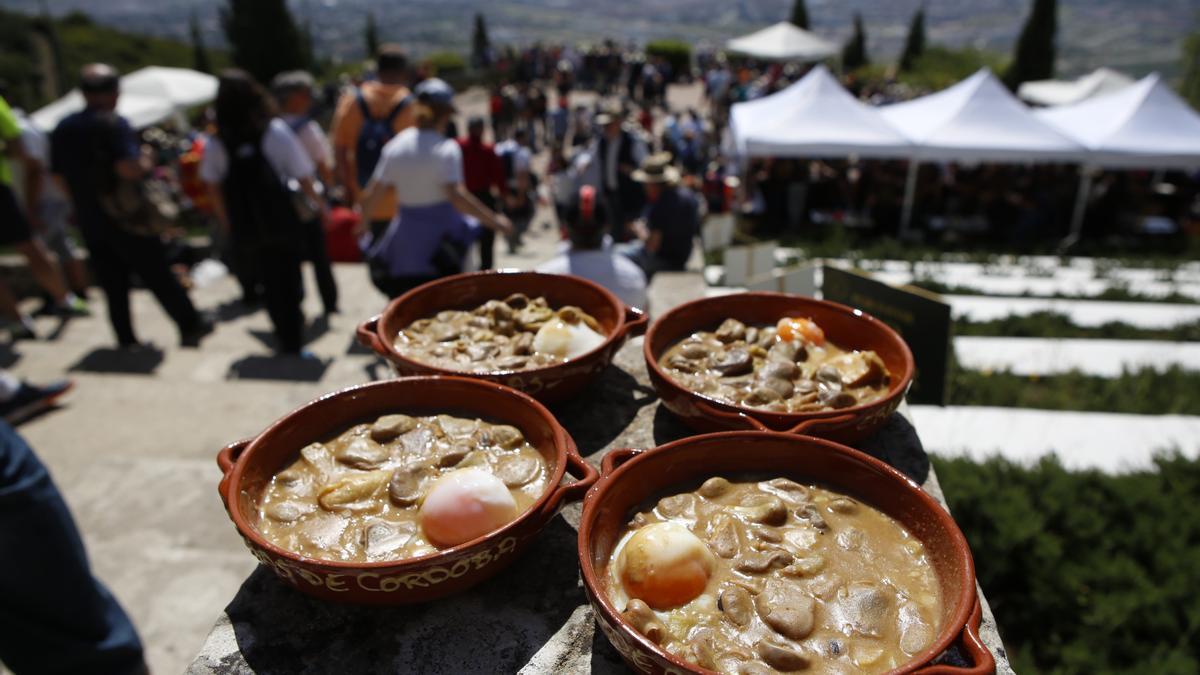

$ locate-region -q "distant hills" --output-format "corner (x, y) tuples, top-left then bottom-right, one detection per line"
(0, 0), (1193, 80)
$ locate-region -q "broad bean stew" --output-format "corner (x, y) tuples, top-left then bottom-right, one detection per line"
(659, 317), (891, 413)
(395, 294), (607, 373)
(605, 477), (942, 674)
(256, 413), (549, 562)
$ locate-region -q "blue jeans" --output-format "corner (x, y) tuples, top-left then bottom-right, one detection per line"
(0, 422), (145, 675)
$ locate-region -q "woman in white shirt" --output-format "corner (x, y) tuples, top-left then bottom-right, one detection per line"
(201, 69), (321, 355)
(358, 78), (511, 297)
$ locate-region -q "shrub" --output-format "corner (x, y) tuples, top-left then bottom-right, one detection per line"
(948, 365), (1200, 415)
(955, 312), (1200, 342)
(425, 50), (467, 77)
(933, 453), (1200, 674)
(645, 39), (691, 81)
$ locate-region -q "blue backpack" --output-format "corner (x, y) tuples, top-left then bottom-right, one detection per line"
(355, 89), (411, 187)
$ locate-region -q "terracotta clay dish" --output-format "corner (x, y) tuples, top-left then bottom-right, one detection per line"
(217, 376), (597, 605)
(645, 293), (914, 443)
(577, 430), (994, 675)
(358, 270), (648, 403)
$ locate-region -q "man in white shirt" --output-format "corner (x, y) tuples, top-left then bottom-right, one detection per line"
(537, 185), (647, 310)
(495, 128), (535, 252)
(270, 70), (340, 314)
(13, 109), (89, 303)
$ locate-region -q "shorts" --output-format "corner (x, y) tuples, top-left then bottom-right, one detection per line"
(0, 184), (32, 246)
(36, 199), (79, 261)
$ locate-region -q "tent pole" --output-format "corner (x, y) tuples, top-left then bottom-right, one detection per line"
(899, 159), (919, 239)
(1060, 166), (1093, 252)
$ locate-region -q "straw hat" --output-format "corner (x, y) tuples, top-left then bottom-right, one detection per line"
(632, 152), (681, 185)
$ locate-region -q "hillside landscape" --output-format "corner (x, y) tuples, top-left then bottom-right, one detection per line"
(0, 0), (1193, 79)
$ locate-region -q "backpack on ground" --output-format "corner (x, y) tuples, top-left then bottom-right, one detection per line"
(355, 89), (411, 187)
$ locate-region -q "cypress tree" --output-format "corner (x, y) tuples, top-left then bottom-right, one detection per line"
(364, 12), (379, 59)
(789, 0), (809, 30)
(899, 7), (926, 72)
(1183, 27), (1200, 109)
(190, 13), (212, 74)
(221, 0), (308, 83)
(1004, 0), (1057, 90)
(842, 12), (869, 71)
(471, 13), (491, 69)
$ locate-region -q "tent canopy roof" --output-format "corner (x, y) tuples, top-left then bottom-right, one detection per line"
(1036, 73), (1200, 168)
(879, 68), (1084, 161)
(725, 22), (838, 62)
(30, 66), (218, 132)
(731, 64), (912, 158)
(1017, 67), (1135, 107)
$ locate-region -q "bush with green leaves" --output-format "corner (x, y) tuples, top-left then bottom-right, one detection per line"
(645, 40), (691, 81)
(949, 365), (1200, 415)
(933, 453), (1200, 673)
(956, 312), (1200, 342)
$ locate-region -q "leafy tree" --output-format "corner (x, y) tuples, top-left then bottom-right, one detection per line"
(841, 12), (869, 71)
(1004, 0), (1057, 90)
(220, 0), (308, 83)
(364, 11), (379, 59)
(471, 12), (490, 69)
(899, 7), (926, 72)
(1182, 23), (1200, 109)
(788, 0), (809, 30)
(189, 13), (211, 74)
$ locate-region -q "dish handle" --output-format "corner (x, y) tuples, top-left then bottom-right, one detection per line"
(600, 448), (642, 477)
(693, 399), (856, 437)
(355, 315), (386, 355)
(617, 305), (649, 339)
(216, 438), (251, 507)
(538, 437), (600, 518)
(913, 597), (995, 674)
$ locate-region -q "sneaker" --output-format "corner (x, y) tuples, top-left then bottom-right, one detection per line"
(54, 296), (91, 318)
(8, 317), (37, 341)
(0, 379), (74, 424)
(180, 316), (216, 348)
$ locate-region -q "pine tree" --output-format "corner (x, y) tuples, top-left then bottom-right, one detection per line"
(899, 7), (926, 72)
(299, 20), (315, 70)
(364, 12), (379, 59)
(221, 0), (308, 83)
(471, 13), (491, 69)
(789, 0), (809, 30)
(190, 13), (212, 74)
(842, 12), (869, 71)
(1183, 27), (1200, 109)
(1004, 0), (1057, 90)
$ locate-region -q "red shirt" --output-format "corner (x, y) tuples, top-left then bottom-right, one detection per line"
(457, 137), (505, 194)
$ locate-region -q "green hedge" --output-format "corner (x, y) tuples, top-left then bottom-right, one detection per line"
(645, 39), (691, 81)
(949, 365), (1200, 415)
(956, 312), (1200, 342)
(933, 453), (1200, 674)
(911, 278), (1200, 305)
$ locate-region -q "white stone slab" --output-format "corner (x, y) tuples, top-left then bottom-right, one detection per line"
(945, 294), (1200, 328)
(954, 336), (1200, 376)
(910, 405), (1200, 473)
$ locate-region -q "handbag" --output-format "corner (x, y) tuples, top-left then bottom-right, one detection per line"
(99, 177), (178, 237)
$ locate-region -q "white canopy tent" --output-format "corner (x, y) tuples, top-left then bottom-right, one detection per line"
(726, 22), (838, 62)
(879, 68), (1085, 235)
(31, 66), (218, 132)
(1018, 67), (1135, 107)
(1035, 73), (1200, 246)
(730, 65), (913, 158)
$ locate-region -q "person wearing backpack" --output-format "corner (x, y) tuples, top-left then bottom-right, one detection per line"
(358, 79), (512, 298)
(272, 70), (339, 316)
(330, 44), (414, 240)
(201, 70), (321, 356)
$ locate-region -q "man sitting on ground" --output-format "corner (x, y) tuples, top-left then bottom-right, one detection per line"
(619, 152), (702, 279)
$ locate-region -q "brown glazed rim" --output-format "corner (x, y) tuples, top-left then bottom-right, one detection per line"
(577, 431), (979, 675)
(220, 376), (579, 570)
(364, 269), (646, 377)
(643, 292), (916, 429)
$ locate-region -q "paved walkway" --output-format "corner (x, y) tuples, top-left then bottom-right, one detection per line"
(911, 405), (1200, 473)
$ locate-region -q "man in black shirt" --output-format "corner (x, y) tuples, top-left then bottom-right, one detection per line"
(620, 153), (701, 279)
(50, 64), (210, 349)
